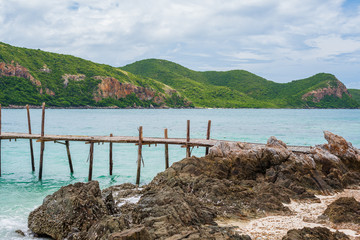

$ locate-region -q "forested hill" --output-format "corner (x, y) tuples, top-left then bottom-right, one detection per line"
(0, 42), (359, 108)
(123, 59), (360, 108)
(0, 42), (192, 108)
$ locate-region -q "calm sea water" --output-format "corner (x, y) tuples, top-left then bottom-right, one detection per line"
(0, 109), (359, 239)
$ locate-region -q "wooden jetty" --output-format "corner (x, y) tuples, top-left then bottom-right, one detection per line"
(0, 103), (311, 184)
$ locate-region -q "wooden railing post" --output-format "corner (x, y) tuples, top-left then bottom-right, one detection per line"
(136, 126), (143, 185)
(39, 102), (46, 180)
(186, 120), (190, 158)
(109, 133), (113, 175)
(205, 120), (211, 155)
(26, 105), (35, 171)
(65, 141), (74, 174)
(164, 128), (169, 169)
(88, 142), (94, 181)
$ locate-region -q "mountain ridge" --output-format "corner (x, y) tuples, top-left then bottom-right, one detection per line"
(0, 42), (359, 108)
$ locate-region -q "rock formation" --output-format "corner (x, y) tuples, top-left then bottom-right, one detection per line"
(282, 227), (350, 240)
(302, 79), (351, 103)
(322, 197), (360, 224)
(28, 131), (360, 239)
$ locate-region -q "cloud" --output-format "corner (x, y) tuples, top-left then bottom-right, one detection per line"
(0, 0), (360, 87)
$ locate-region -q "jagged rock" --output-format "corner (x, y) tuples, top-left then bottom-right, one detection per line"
(322, 197), (360, 224)
(322, 131), (360, 171)
(108, 225), (150, 240)
(27, 132), (360, 239)
(28, 181), (108, 240)
(282, 227), (350, 240)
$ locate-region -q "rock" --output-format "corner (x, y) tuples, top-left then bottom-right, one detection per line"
(282, 227), (350, 240)
(108, 225), (150, 240)
(15, 229), (25, 236)
(322, 197), (360, 224)
(322, 131), (360, 171)
(28, 181), (108, 240)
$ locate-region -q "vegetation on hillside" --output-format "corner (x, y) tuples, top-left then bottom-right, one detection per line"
(0, 42), (359, 108)
(123, 59), (360, 108)
(0, 42), (190, 108)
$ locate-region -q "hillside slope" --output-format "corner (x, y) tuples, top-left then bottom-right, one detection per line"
(123, 59), (360, 108)
(0, 43), (191, 108)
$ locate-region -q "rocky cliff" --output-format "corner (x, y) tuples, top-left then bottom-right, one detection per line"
(28, 131), (360, 239)
(0, 61), (55, 96)
(302, 79), (351, 103)
(93, 76), (165, 105)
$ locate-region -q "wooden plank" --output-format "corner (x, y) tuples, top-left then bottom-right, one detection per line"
(65, 140), (74, 174)
(26, 105), (35, 172)
(164, 128), (169, 169)
(109, 133), (113, 175)
(39, 102), (46, 180)
(136, 126), (143, 186)
(88, 142), (94, 181)
(205, 120), (211, 155)
(186, 120), (190, 158)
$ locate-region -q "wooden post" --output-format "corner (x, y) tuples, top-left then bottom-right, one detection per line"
(186, 120), (190, 158)
(88, 142), (94, 181)
(109, 133), (113, 175)
(39, 102), (45, 180)
(0, 104), (1, 177)
(205, 120), (211, 155)
(65, 141), (74, 174)
(26, 105), (35, 172)
(164, 128), (169, 169)
(136, 126), (143, 185)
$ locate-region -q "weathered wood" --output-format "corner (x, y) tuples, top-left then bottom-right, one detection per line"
(186, 120), (190, 158)
(39, 102), (46, 180)
(88, 142), (94, 181)
(164, 128), (169, 169)
(26, 105), (35, 171)
(109, 133), (113, 175)
(205, 120), (211, 155)
(136, 126), (143, 185)
(65, 141), (74, 174)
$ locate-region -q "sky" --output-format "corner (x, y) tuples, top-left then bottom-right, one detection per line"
(1, 0), (360, 88)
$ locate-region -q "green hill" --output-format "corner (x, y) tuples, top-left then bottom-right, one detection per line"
(0, 42), (359, 108)
(123, 59), (360, 108)
(0, 42), (191, 108)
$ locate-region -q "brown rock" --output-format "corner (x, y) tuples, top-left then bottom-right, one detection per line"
(322, 197), (360, 224)
(108, 225), (150, 240)
(302, 79), (350, 103)
(282, 227), (350, 240)
(28, 181), (108, 240)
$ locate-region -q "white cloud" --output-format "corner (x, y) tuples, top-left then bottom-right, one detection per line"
(0, 0), (360, 87)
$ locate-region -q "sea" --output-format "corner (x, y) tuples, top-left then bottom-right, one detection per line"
(0, 108), (359, 239)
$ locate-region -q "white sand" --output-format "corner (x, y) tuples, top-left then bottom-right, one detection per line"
(217, 189), (360, 240)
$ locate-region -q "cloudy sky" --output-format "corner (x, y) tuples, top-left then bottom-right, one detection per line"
(1, 0), (360, 88)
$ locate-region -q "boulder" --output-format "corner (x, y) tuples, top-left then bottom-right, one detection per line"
(322, 197), (360, 224)
(28, 181), (108, 240)
(282, 227), (349, 240)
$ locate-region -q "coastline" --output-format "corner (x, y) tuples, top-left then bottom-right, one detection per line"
(2, 104), (360, 110)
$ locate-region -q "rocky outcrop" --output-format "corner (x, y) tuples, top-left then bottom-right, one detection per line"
(93, 76), (164, 104)
(0, 61), (55, 96)
(39, 64), (51, 73)
(0, 61), (41, 86)
(282, 227), (350, 240)
(28, 181), (109, 240)
(62, 74), (86, 87)
(322, 197), (360, 224)
(302, 80), (351, 103)
(28, 132), (360, 239)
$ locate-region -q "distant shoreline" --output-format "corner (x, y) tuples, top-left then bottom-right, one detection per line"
(2, 105), (359, 110)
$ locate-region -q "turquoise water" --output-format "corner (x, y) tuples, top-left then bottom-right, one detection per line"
(0, 109), (359, 239)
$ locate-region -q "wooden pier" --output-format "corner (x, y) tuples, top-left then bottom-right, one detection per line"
(0, 103), (311, 184)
